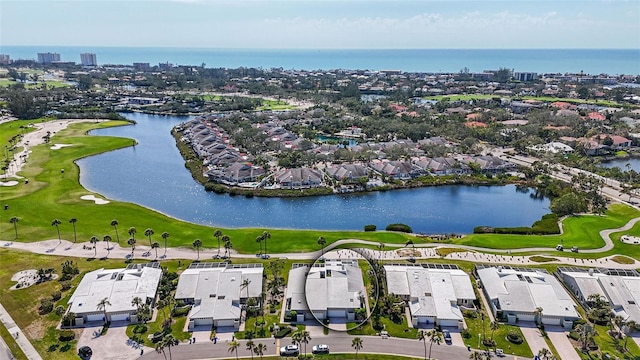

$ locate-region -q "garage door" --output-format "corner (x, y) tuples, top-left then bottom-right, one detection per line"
(194, 318), (213, 327)
(86, 314), (104, 322)
(110, 313), (130, 322)
(312, 312), (325, 320)
(328, 309), (345, 318)
(439, 319), (459, 328)
(216, 319), (235, 327)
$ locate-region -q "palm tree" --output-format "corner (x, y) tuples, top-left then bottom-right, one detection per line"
(255, 235), (263, 255)
(427, 330), (441, 360)
(162, 334), (179, 360)
(90, 236), (99, 257)
(538, 348), (552, 360)
(128, 227), (137, 242)
(317, 237), (326, 258)
(228, 340), (240, 360)
(103, 235), (112, 251)
(377, 242), (385, 259)
(144, 228), (154, 248)
(155, 340), (168, 360)
(624, 320), (637, 350)
(534, 307), (544, 325)
(224, 240), (233, 260)
(299, 330), (311, 356)
(127, 238), (136, 257)
(110, 219), (120, 244)
(221, 235), (230, 256)
(240, 279), (251, 298)
(351, 337), (363, 359)
(245, 340), (255, 360)
(214, 229), (223, 255)
(193, 239), (202, 260)
(417, 329), (428, 360)
(469, 352), (484, 360)
(96, 297), (111, 324)
(490, 321), (500, 343)
(131, 296), (143, 313)
(575, 323), (595, 351)
(161, 232), (170, 254)
(9, 216), (18, 240)
(261, 231), (271, 255)
(291, 331), (302, 347)
(51, 219), (62, 243)
(152, 242), (160, 260)
(254, 343), (266, 359)
(69, 218), (78, 244)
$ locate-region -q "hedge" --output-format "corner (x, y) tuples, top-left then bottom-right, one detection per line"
(275, 327), (292, 338)
(473, 214), (560, 235)
(385, 223), (413, 233)
(364, 224), (377, 232)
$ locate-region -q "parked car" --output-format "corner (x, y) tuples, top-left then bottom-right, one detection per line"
(571, 246), (579, 253)
(78, 346), (93, 359)
(312, 344), (330, 354)
(555, 244), (564, 251)
(280, 344), (299, 356)
(442, 329), (452, 344)
(496, 348), (505, 357)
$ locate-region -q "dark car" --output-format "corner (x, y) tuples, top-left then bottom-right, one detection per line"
(442, 329), (452, 344)
(78, 346), (93, 359)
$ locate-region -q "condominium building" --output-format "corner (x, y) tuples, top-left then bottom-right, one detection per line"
(37, 52), (60, 64)
(80, 53), (97, 66)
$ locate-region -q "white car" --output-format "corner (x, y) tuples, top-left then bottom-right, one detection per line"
(312, 344), (329, 354)
(279, 344), (299, 356)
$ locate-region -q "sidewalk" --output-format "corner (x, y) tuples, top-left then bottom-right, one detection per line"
(0, 302), (42, 360)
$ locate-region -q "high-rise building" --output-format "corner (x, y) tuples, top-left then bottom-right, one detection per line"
(80, 53), (97, 66)
(37, 52), (61, 64)
(0, 54), (11, 65)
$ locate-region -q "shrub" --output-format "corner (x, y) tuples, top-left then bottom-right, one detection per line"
(275, 327), (292, 338)
(172, 306), (190, 317)
(568, 331), (580, 341)
(506, 331), (524, 344)
(39, 299), (54, 314)
(385, 223), (413, 233)
(55, 305), (66, 316)
(133, 324), (148, 334)
(59, 330), (75, 342)
(364, 224), (377, 232)
(51, 291), (62, 301)
(60, 281), (72, 291)
(461, 329), (471, 339)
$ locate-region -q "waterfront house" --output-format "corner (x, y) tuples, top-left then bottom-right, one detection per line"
(207, 162), (265, 185)
(369, 159), (419, 180)
(325, 163), (369, 183)
(273, 167), (324, 189)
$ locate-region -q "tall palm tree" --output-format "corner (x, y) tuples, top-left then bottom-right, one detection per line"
(245, 340), (255, 360)
(110, 219), (120, 244)
(490, 321), (500, 343)
(69, 218), (77, 244)
(162, 334), (179, 360)
(255, 235), (263, 255)
(299, 330), (311, 357)
(291, 331), (302, 347)
(224, 240), (233, 260)
(103, 235), (112, 251)
(254, 343), (266, 359)
(427, 330), (441, 360)
(221, 235), (230, 256)
(261, 231), (271, 255)
(90, 236), (99, 257)
(317, 237), (326, 258)
(152, 242), (160, 260)
(128, 227), (137, 242)
(214, 229), (223, 255)
(377, 242), (385, 259)
(240, 279), (251, 298)
(9, 216), (19, 240)
(417, 330), (428, 360)
(624, 320), (637, 350)
(155, 339), (168, 360)
(228, 340), (240, 360)
(131, 296), (143, 313)
(96, 297), (111, 324)
(144, 228), (154, 248)
(193, 239), (202, 260)
(127, 238), (136, 257)
(534, 307), (544, 325)
(161, 232), (170, 254)
(51, 219), (62, 243)
(351, 337), (363, 360)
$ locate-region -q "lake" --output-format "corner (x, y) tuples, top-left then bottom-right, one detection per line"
(601, 157), (640, 172)
(77, 112), (551, 233)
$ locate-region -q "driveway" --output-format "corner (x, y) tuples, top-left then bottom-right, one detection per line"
(545, 326), (580, 360)
(630, 332), (640, 351)
(519, 324), (546, 355)
(78, 322), (148, 360)
(447, 329), (465, 348)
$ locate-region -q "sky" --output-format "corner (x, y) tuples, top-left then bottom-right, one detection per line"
(1, 0), (639, 49)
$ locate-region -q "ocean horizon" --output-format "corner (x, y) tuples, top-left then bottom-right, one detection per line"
(1, 46), (639, 75)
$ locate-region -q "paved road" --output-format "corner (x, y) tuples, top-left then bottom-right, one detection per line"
(0, 302), (42, 360)
(139, 334), (529, 360)
(0, 333), (15, 360)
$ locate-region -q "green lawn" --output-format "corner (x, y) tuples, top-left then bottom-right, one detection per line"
(576, 324), (640, 360)
(0, 321), (28, 360)
(464, 314), (533, 358)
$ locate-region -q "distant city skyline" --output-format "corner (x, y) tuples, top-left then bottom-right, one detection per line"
(1, 0), (638, 50)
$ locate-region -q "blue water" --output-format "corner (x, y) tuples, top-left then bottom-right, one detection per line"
(601, 158), (640, 172)
(2, 46), (639, 74)
(76, 113), (550, 233)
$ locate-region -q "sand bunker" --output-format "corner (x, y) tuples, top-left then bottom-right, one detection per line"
(50, 144), (73, 150)
(10, 269), (58, 290)
(621, 235), (640, 245)
(80, 195), (110, 204)
(0, 181), (19, 186)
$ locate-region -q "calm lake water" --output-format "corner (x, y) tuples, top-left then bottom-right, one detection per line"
(601, 157), (640, 172)
(76, 113), (550, 233)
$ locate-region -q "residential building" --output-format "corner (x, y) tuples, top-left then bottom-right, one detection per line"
(476, 265), (580, 328)
(384, 263), (476, 328)
(175, 262), (263, 330)
(0, 54), (11, 65)
(80, 53), (97, 66)
(325, 163), (369, 183)
(67, 263), (162, 325)
(273, 167), (323, 189)
(37, 52), (61, 64)
(513, 72), (538, 82)
(285, 260), (366, 322)
(558, 267), (640, 324)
